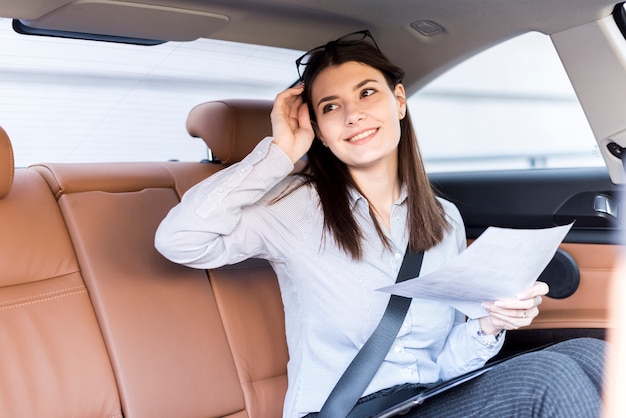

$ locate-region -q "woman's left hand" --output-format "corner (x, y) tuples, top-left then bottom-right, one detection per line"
(479, 281), (549, 335)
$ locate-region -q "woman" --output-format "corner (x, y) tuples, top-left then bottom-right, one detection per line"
(155, 31), (604, 418)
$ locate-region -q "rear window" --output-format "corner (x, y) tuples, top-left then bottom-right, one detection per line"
(0, 18), (298, 166)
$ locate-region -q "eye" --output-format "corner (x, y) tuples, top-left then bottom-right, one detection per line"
(361, 88), (376, 98)
(322, 103), (339, 114)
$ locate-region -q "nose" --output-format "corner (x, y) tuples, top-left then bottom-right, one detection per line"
(344, 103), (366, 126)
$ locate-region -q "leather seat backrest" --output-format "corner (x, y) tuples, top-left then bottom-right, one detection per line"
(26, 97), (286, 418)
(0, 127), (122, 418)
(210, 260), (288, 418)
(32, 161), (248, 417)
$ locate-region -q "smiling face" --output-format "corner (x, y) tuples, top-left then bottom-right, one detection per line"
(310, 61), (407, 176)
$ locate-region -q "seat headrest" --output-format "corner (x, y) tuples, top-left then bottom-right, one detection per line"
(186, 99), (273, 165)
(0, 127), (14, 199)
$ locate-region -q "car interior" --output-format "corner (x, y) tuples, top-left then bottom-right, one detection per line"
(0, 1), (624, 417)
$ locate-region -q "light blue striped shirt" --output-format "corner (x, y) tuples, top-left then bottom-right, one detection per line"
(155, 137), (504, 418)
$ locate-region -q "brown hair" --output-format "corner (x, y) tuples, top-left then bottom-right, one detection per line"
(297, 40), (449, 258)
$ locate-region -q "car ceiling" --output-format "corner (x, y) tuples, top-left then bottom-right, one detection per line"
(0, 0), (619, 92)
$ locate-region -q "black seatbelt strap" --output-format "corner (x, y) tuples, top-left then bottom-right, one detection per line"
(317, 246), (424, 418)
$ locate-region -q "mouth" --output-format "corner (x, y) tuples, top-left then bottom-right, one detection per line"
(347, 128), (378, 142)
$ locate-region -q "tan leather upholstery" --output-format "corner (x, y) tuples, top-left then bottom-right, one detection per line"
(33, 162), (176, 197)
(187, 99), (273, 164)
(211, 260), (289, 418)
(0, 132), (121, 417)
(34, 162), (248, 417)
(0, 127), (14, 199)
(529, 242), (618, 329)
(186, 99), (288, 415)
(25, 98), (286, 417)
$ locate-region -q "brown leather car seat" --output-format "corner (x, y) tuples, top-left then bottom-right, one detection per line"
(33, 97), (288, 416)
(8, 97), (288, 418)
(0, 127), (122, 418)
(187, 99), (289, 418)
(32, 161), (247, 417)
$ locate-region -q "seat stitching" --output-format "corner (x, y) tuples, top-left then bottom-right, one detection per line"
(0, 286), (87, 310)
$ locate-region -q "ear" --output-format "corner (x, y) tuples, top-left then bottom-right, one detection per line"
(394, 83), (407, 119)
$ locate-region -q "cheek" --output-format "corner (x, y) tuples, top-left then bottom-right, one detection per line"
(315, 119), (337, 141)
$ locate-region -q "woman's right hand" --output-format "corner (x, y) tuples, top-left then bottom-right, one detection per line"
(270, 83), (315, 163)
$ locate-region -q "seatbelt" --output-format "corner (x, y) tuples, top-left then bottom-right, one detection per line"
(317, 246), (424, 418)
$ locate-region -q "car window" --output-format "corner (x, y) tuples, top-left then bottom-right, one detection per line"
(409, 32), (605, 173)
(1, 21), (606, 172)
(0, 17), (300, 166)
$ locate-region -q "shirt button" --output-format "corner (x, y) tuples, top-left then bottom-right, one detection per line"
(394, 345), (404, 353)
(217, 188), (224, 193)
(394, 252), (402, 260)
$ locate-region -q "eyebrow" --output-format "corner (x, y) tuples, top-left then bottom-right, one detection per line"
(316, 78), (379, 108)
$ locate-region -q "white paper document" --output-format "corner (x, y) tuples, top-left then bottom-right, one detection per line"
(378, 223), (573, 319)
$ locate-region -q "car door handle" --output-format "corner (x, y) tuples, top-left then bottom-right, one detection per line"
(593, 194), (619, 219)
(555, 192), (620, 227)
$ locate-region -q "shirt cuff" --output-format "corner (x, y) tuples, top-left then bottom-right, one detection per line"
(466, 318), (504, 348)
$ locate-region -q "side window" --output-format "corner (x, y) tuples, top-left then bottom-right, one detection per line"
(409, 32), (604, 173)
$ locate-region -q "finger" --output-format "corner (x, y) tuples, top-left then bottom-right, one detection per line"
(296, 102), (313, 133)
(517, 281), (549, 300)
(276, 82), (305, 99)
(288, 95), (305, 123)
(493, 294), (543, 311)
(271, 84), (305, 118)
(483, 302), (540, 320)
(513, 306), (539, 319)
(282, 83), (306, 104)
(487, 308), (537, 330)
(272, 87), (305, 131)
(490, 302), (533, 318)
(484, 313), (522, 331)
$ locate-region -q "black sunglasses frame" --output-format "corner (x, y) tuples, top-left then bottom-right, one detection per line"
(295, 30), (381, 80)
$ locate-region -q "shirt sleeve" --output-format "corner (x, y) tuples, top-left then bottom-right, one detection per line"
(155, 136), (295, 268)
(436, 314), (505, 381)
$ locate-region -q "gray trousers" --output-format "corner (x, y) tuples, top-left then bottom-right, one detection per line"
(408, 337), (605, 418)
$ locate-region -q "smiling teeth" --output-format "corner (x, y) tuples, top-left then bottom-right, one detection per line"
(349, 129), (377, 142)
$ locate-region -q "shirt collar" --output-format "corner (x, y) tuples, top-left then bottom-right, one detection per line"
(348, 183), (408, 210)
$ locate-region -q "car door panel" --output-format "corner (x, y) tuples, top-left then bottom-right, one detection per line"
(429, 167), (622, 355)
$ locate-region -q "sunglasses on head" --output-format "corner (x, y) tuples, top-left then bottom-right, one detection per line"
(295, 30), (381, 80)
